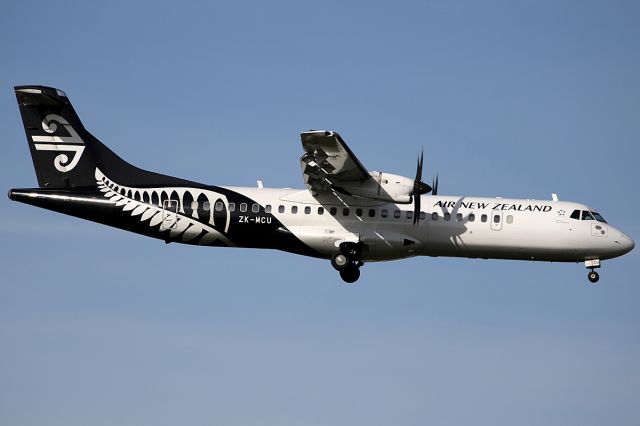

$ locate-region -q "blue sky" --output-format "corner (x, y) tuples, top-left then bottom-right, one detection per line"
(1, 1), (639, 425)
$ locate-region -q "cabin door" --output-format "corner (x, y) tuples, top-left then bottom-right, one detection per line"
(161, 199), (179, 230)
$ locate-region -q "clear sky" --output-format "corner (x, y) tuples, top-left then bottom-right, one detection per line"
(1, 1), (639, 425)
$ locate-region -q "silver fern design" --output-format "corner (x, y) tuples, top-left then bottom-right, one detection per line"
(95, 168), (234, 246)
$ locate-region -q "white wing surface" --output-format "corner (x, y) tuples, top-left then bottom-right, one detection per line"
(300, 130), (375, 196)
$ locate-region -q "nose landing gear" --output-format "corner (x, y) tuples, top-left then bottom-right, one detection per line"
(331, 242), (363, 283)
(585, 259), (601, 284)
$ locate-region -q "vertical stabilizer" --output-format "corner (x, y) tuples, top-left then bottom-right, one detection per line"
(14, 86), (102, 188)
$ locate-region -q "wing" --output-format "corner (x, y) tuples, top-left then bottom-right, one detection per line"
(300, 130), (374, 195)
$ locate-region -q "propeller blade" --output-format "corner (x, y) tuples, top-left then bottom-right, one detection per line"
(415, 150), (424, 183)
(432, 173), (439, 196)
(411, 150), (432, 225)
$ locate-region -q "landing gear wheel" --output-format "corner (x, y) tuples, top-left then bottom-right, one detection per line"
(331, 253), (350, 271)
(332, 242), (364, 283)
(340, 265), (360, 283)
(588, 270), (599, 284)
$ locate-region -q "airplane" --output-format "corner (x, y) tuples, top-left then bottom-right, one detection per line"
(8, 86), (635, 284)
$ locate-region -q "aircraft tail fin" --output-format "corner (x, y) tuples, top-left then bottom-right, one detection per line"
(14, 85), (189, 189)
(14, 86), (103, 188)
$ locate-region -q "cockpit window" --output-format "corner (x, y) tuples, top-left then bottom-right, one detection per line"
(581, 210), (595, 221)
(570, 209), (605, 221)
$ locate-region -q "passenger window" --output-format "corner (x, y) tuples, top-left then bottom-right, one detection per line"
(493, 214), (501, 223)
(191, 201), (199, 210)
(570, 209), (580, 220)
(406, 211), (413, 220)
(481, 214), (488, 222)
(305, 206), (311, 214)
(582, 210), (594, 220)
(291, 205), (298, 214)
(318, 207), (324, 215)
(468, 213), (475, 222)
(431, 212), (438, 221)
(239, 203), (247, 212)
(394, 210), (401, 219)
(330, 207), (337, 216)
(456, 213), (463, 221)
(343, 208), (350, 216)
(444, 213), (451, 221)
(381, 209), (388, 218)
(228, 203), (235, 212)
(506, 215), (513, 224)
(356, 208), (363, 217)
(252, 204), (260, 213)
(369, 209), (376, 218)
(278, 205), (285, 214)
(215, 202), (224, 212)
(265, 205), (271, 213)
(203, 202), (211, 211)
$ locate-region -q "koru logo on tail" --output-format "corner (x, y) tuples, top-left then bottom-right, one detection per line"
(32, 114), (85, 172)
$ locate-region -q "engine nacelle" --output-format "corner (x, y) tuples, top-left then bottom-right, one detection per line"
(339, 171), (414, 203)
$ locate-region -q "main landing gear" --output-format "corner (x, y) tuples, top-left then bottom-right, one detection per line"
(331, 242), (363, 284)
(585, 259), (600, 284)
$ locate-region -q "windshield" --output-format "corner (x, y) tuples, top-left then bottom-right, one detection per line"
(591, 212), (607, 223)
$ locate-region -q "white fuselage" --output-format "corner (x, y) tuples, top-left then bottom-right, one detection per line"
(226, 186), (634, 263)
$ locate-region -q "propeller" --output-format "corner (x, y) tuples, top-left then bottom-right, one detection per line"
(411, 150), (432, 225)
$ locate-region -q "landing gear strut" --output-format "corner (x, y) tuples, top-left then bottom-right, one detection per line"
(585, 259), (601, 284)
(331, 242), (363, 283)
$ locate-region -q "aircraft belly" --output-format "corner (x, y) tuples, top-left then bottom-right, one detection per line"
(283, 220), (426, 261)
(284, 226), (357, 257)
(360, 229), (424, 261)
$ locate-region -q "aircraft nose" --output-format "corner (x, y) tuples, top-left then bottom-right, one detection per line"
(626, 235), (635, 253)
(615, 233), (635, 256)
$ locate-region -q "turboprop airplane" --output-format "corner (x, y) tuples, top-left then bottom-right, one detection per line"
(8, 86), (635, 283)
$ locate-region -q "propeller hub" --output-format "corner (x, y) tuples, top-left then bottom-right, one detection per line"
(413, 181), (432, 196)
